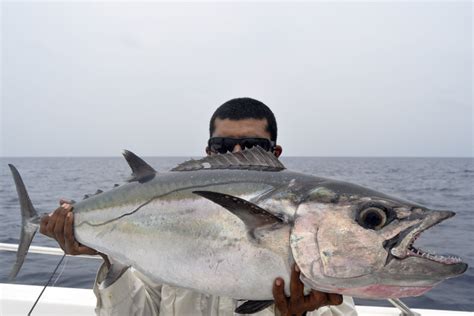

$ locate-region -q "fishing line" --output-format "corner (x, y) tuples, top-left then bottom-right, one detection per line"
(28, 253), (66, 316)
(52, 255), (68, 287)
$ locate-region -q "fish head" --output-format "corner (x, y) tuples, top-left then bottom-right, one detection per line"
(290, 184), (468, 299)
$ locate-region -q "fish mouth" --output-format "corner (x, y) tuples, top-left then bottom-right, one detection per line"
(387, 210), (463, 265)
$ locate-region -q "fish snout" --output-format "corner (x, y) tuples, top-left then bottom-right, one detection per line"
(431, 210), (455, 221)
(389, 208), (463, 265)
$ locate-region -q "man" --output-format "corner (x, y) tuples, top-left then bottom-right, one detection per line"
(41, 98), (357, 316)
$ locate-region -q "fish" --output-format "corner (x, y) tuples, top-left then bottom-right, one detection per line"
(8, 147), (467, 311)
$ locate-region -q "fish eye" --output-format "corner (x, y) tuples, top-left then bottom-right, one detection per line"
(358, 207), (387, 230)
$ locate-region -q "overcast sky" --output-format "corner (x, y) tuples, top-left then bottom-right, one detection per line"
(1, 1), (472, 157)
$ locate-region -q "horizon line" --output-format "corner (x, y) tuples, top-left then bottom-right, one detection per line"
(0, 155), (473, 159)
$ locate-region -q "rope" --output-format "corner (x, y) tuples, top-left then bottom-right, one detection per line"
(28, 254), (66, 316)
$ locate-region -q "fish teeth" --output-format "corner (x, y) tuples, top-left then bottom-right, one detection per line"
(407, 247), (463, 264)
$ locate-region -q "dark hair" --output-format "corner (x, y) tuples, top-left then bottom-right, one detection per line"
(209, 97), (278, 141)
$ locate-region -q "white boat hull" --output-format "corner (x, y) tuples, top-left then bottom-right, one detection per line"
(1, 283), (473, 316)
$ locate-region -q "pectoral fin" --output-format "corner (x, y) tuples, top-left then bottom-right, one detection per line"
(235, 300), (274, 314)
(192, 191), (284, 230)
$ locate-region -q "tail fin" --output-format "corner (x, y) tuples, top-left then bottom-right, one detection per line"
(8, 164), (40, 280)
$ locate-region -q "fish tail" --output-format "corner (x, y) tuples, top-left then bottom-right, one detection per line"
(8, 164), (40, 280)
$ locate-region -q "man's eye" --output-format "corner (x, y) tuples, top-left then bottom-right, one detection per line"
(358, 207), (387, 230)
(241, 141), (254, 149)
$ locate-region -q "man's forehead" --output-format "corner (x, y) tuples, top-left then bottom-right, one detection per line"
(212, 118), (271, 139)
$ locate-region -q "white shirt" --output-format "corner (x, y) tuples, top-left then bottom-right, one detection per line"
(93, 263), (358, 316)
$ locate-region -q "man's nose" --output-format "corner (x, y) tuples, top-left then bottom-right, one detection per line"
(232, 144), (243, 153)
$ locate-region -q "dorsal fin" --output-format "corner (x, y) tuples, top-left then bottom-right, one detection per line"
(171, 146), (285, 172)
(122, 150), (157, 182)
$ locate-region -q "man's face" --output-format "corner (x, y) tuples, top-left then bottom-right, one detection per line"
(206, 118), (282, 157)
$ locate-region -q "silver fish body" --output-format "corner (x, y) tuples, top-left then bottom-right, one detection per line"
(74, 169), (303, 300)
(73, 167), (466, 300)
(8, 148), (468, 301)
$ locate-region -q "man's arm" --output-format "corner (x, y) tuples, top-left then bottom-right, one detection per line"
(93, 262), (162, 316)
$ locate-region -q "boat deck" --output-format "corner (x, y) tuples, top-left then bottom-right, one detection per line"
(1, 283), (472, 316)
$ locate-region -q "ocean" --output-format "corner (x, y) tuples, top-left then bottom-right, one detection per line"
(0, 157), (473, 312)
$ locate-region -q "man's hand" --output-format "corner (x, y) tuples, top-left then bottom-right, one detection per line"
(40, 200), (98, 256)
(273, 264), (343, 316)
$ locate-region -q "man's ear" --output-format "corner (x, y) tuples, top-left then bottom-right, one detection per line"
(205, 146), (212, 156)
(273, 145), (282, 158)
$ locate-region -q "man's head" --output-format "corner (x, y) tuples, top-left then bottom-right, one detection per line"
(207, 98), (282, 157)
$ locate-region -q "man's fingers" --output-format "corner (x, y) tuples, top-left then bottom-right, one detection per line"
(306, 291), (342, 308)
(63, 212), (98, 255)
(40, 200), (87, 255)
(62, 203), (72, 210)
(327, 293), (343, 306)
(45, 208), (60, 239)
(305, 290), (329, 310)
(304, 291), (320, 311)
(53, 208), (67, 249)
(290, 264), (304, 306)
(57, 204), (72, 250)
(64, 211), (78, 254)
(40, 215), (50, 236)
(77, 245), (98, 255)
(272, 278), (288, 315)
(272, 275), (339, 315)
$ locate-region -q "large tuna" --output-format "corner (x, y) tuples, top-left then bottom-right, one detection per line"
(8, 147), (467, 308)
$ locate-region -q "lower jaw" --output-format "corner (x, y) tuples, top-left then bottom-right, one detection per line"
(336, 284), (433, 299)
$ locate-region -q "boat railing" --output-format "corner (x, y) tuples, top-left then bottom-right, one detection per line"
(0, 242), (421, 316)
(0, 242), (101, 259)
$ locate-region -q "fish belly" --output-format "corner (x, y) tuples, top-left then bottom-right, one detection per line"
(75, 196), (290, 300)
